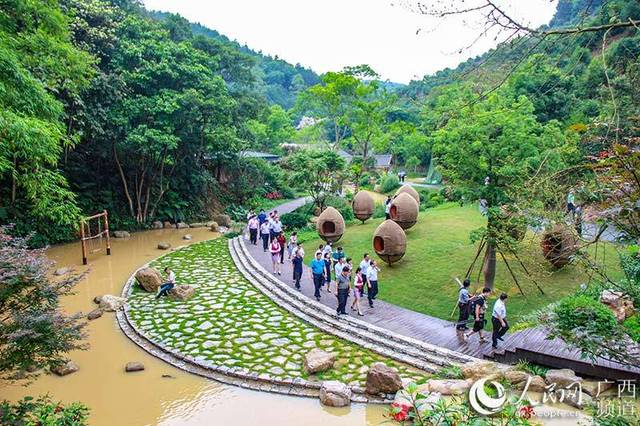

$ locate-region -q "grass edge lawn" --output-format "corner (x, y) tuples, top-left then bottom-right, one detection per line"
(303, 203), (623, 327)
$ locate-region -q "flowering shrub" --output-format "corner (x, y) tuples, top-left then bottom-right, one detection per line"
(0, 395), (89, 425)
(386, 382), (534, 425)
(265, 191), (283, 200)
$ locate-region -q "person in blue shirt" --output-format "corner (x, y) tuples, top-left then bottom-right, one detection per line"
(310, 251), (326, 301)
(257, 209), (267, 226)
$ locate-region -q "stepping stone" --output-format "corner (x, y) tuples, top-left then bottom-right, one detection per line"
(198, 321), (213, 330)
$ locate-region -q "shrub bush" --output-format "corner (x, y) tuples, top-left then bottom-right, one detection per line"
(325, 195), (354, 221)
(281, 211), (311, 230)
(620, 245), (640, 284)
(373, 203), (387, 219)
(554, 295), (618, 337)
(379, 174), (400, 193)
(0, 396), (89, 425)
(624, 315), (640, 342)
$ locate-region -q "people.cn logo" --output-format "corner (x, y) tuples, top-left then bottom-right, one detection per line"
(468, 378), (507, 415)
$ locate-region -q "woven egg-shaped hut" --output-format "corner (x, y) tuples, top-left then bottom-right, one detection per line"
(372, 220), (407, 265)
(395, 185), (420, 205)
(541, 225), (577, 268)
(352, 191), (374, 223)
(389, 193), (419, 230)
(316, 206), (345, 243)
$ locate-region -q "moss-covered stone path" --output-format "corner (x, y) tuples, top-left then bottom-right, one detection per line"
(126, 239), (425, 387)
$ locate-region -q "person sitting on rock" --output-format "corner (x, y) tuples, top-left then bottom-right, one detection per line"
(156, 267), (176, 299)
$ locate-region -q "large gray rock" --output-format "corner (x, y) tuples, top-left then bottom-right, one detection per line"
(168, 285), (195, 301)
(424, 379), (472, 395)
(93, 295), (103, 304)
(545, 369), (582, 388)
(562, 391), (592, 410)
(515, 375), (547, 393)
(365, 362), (403, 394)
(157, 242), (171, 250)
(208, 221), (219, 232)
(183, 234), (192, 240)
(113, 230), (130, 238)
(319, 381), (351, 407)
(99, 294), (127, 312)
(87, 308), (103, 320)
(52, 361), (79, 376)
(152, 221), (163, 229)
(600, 289), (624, 307)
(303, 348), (336, 374)
(461, 360), (504, 381)
(176, 222), (189, 229)
(125, 362), (145, 372)
(135, 267), (163, 292)
(163, 221), (173, 228)
(189, 222), (206, 228)
(54, 267), (71, 276)
(582, 379), (615, 397)
(213, 214), (232, 227)
(504, 369), (530, 385)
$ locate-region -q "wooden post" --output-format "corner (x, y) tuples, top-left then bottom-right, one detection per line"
(80, 221), (87, 265)
(103, 209), (112, 256)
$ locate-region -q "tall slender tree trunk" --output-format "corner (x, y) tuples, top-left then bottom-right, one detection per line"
(482, 242), (497, 289)
(113, 142), (134, 218)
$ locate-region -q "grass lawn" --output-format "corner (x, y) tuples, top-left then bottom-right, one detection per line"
(303, 203), (624, 326)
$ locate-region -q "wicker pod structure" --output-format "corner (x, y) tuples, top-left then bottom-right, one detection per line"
(316, 206), (345, 243)
(395, 185), (420, 205)
(372, 220), (407, 265)
(540, 225), (578, 268)
(352, 191), (374, 223)
(389, 192), (419, 230)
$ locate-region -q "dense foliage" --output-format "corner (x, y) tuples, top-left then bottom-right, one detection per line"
(0, 395), (89, 426)
(0, 229), (86, 381)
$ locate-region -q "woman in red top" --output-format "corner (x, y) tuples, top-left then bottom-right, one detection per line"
(270, 237), (282, 275)
(277, 231), (286, 264)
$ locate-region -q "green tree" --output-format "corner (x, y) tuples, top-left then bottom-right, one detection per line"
(281, 150), (346, 210)
(431, 85), (573, 287)
(405, 155), (421, 172)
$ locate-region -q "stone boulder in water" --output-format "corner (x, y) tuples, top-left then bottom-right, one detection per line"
(365, 362), (402, 394)
(319, 381), (351, 407)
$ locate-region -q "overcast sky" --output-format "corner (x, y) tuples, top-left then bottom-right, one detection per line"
(142, 0), (558, 84)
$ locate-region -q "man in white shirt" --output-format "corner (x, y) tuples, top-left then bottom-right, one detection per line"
(269, 217), (282, 242)
(322, 241), (333, 258)
(156, 267), (176, 299)
(384, 196), (392, 219)
(491, 292), (509, 349)
(334, 257), (346, 284)
(366, 260), (380, 308)
(359, 253), (370, 295)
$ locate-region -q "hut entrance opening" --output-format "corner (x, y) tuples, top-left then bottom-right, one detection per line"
(322, 221), (336, 234)
(373, 236), (385, 252)
(390, 205), (398, 219)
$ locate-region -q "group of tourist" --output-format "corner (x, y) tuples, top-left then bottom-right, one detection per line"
(455, 279), (509, 350)
(246, 211), (382, 318)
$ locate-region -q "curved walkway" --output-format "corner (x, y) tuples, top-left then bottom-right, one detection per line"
(242, 198), (640, 380)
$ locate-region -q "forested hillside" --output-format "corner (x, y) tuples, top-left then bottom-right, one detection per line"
(150, 11), (320, 109)
(0, 0), (295, 245)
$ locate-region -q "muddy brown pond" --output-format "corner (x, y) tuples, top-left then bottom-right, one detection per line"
(0, 229), (385, 425)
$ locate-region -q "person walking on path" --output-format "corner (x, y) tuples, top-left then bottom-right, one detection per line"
(269, 215), (283, 243)
(310, 252), (326, 301)
(260, 220), (270, 252)
(323, 252), (332, 288)
(248, 215), (259, 245)
(350, 267), (365, 316)
(464, 287), (491, 343)
(323, 241), (333, 258)
(574, 204), (583, 236)
(359, 253), (370, 297)
(258, 209), (267, 226)
(491, 293), (509, 349)
(366, 260), (380, 308)
(292, 250), (303, 290)
(294, 242), (305, 259)
(287, 232), (298, 260)
(277, 231), (286, 264)
(156, 267), (176, 299)
(270, 238), (282, 275)
(332, 257), (346, 293)
(335, 266), (351, 315)
(332, 246), (345, 269)
(456, 279), (471, 332)
(385, 196), (392, 219)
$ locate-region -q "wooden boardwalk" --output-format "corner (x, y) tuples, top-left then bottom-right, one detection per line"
(245, 198), (640, 378)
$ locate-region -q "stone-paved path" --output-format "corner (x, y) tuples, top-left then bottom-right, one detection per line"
(126, 239), (425, 388)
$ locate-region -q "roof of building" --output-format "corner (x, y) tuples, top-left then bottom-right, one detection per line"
(240, 150), (280, 160)
(374, 154), (393, 168)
